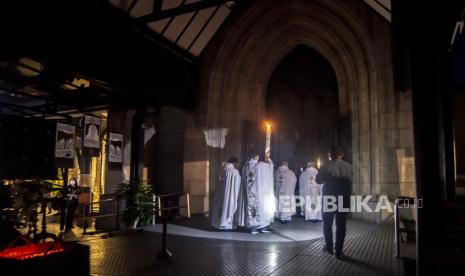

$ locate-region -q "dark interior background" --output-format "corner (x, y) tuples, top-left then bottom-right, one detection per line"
(266, 45), (340, 172)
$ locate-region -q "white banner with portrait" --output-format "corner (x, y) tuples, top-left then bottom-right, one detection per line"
(83, 115), (101, 149)
(55, 123), (75, 159)
(109, 132), (123, 163)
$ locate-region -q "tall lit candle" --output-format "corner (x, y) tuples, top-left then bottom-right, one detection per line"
(265, 123), (271, 154)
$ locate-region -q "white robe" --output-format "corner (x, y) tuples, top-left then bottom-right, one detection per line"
(211, 163), (241, 229)
(236, 159), (275, 229)
(274, 166), (297, 221)
(299, 167), (322, 220)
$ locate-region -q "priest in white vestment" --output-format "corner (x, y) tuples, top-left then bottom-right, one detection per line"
(211, 157), (241, 230)
(299, 161), (322, 221)
(236, 151), (275, 234)
(274, 161), (297, 223)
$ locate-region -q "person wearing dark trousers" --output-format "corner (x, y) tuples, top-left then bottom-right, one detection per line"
(316, 146), (353, 258)
(64, 177), (80, 232)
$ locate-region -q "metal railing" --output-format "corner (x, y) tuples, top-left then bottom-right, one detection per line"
(82, 192), (191, 236)
(154, 192), (189, 261)
(155, 192), (190, 218)
(82, 196), (119, 235)
(394, 197), (417, 258)
(81, 191), (190, 262)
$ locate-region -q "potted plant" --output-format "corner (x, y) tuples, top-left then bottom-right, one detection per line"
(1, 180), (91, 274)
(117, 181), (154, 229)
(10, 180), (55, 237)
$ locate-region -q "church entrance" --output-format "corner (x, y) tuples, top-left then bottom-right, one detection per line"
(265, 45), (351, 172)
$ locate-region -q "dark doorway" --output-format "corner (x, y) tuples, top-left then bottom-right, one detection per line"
(266, 45), (345, 172)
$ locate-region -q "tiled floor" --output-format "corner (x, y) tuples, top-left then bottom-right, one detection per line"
(82, 219), (406, 276)
(145, 215), (324, 242)
(35, 212), (95, 242)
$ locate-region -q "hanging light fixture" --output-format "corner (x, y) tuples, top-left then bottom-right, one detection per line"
(61, 77), (90, 90)
(16, 57), (43, 77)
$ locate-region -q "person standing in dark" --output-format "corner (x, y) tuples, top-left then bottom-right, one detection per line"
(316, 146), (353, 258)
(64, 177), (80, 232)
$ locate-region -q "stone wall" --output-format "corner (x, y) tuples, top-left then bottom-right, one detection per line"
(183, 124), (211, 214)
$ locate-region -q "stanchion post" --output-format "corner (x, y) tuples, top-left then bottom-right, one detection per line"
(157, 198), (173, 261)
(157, 197), (162, 217)
(115, 197), (119, 231)
(59, 169), (68, 232)
(83, 204), (88, 235)
(152, 194), (156, 225)
(187, 193), (191, 219)
(394, 198), (401, 258)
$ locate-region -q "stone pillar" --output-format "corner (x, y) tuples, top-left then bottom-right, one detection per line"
(152, 106), (186, 195)
(105, 110), (130, 194)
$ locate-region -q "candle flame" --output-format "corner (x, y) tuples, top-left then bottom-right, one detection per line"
(264, 121), (272, 131)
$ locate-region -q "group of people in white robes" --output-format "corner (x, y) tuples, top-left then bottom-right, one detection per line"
(211, 153), (323, 234)
(274, 161), (322, 223)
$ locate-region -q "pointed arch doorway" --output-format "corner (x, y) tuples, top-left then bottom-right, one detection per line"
(265, 45), (351, 172)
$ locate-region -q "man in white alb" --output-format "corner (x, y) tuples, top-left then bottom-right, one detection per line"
(236, 151), (275, 234)
(299, 161), (322, 222)
(274, 161), (297, 223)
(211, 157), (241, 230)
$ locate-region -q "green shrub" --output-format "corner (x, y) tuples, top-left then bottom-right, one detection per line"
(117, 181), (154, 228)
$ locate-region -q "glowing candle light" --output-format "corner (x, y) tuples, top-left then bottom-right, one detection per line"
(265, 123), (271, 154)
(317, 158), (321, 169)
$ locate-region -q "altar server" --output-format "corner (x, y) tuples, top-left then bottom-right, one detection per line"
(211, 157), (242, 230)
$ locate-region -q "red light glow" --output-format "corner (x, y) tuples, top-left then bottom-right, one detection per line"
(0, 242), (65, 260)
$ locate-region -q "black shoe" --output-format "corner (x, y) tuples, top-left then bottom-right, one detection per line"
(217, 228), (233, 232)
(280, 220), (288, 224)
(259, 227), (273, 233)
(322, 246), (334, 255)
(334, 251), (345, 259)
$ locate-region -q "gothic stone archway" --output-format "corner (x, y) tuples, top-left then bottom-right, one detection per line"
(189, 0), (416, 216)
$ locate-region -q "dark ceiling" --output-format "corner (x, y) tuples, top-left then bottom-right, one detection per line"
(0, 0), (199, 119)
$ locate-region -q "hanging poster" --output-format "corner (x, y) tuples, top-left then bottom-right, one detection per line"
(55, 123), (75, 159)
(109, 132), (123, 163)
(83, 115), (101, 149)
